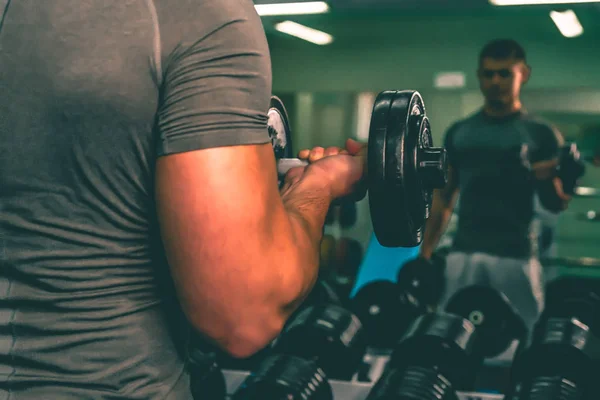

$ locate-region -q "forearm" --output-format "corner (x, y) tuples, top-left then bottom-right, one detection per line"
(419, 190), (456, 259)
(276, 172), (333, 314)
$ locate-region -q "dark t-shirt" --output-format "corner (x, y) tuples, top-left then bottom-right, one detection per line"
(444, 109), (562, 259)
(0, 0), (271, 398)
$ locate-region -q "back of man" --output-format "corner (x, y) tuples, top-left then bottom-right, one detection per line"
(0, 0), (271, 398)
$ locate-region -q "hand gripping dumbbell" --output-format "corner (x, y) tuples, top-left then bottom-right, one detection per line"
(506, 277), (600, 400)
(507, 142), (586, 194)
(365, 311), (482, 400)
(232, 303), (367, 400)
(349, 251), (446, 349)
(269, 92), (447, 248)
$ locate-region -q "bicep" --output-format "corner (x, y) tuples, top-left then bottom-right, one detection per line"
(153, 8), (282, 335)
(155, 144), (283, 327)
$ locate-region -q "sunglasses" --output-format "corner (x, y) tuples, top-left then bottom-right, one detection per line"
(480, 68), (513, 79)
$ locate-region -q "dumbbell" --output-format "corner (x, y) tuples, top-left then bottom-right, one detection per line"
(349, 252), (445, 349)
(502, 142), (586, 195)
(445, 285), (528, 359)
(506, 277), (600, 400)
(232, 303), (367, 399)
(268, 91), (448, 248)
(188, 347), (227, 400)
(397, 253), (446, 311)
(557, 143), (586, 195)
(365, 311), (482, 400)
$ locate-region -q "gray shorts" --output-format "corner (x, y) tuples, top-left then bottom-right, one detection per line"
(438, 251), (545, 334)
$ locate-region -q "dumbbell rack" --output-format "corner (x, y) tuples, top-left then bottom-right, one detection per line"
(222, 343), (519, 400)
(223, 370), (504, 400)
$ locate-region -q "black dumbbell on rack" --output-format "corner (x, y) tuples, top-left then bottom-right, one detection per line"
(365, 311), (482, 400)
(232, 303), (367, 399)
(364, 285), (528, 399)
(349, 252), (446, 349)
(445, 285), (528, 360)
(505, 277), (600, 400)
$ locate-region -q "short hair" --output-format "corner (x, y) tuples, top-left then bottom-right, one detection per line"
(479, 39), (527, 65)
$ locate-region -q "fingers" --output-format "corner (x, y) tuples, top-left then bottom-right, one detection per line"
(298, 146), (348, 162)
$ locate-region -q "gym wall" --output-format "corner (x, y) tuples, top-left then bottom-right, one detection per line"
(267, 9), (600, 266)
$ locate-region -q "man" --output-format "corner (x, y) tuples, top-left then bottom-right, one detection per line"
(417, 39), (571, 332)
(0, 1), (364, 398)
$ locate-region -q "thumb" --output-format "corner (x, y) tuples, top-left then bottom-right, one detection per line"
(346, 138), (366, 156)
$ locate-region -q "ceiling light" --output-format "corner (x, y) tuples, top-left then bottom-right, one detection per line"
(274, 21), (334, 45)
(255, 1), (329, 16)
(491, 0), (599, 5)
(550, 9), (584, 37)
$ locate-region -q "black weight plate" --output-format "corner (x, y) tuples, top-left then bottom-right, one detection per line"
(350, 280), (423, 349)
(366, 366), (459, 400)
(445, 285), (527, 359)
(543, 277), (600, 335)
(390, 312), (482, 390)
(232, 353), (332, 400)
(368, 91), (428, 248)
(268, 96), (294, 187)
(397, 256), (445, 309)
(367, 91), (407, 248)
(275, 303), (367, 380)
(510, 317), (600, 399)
(188, 350), (226, 400)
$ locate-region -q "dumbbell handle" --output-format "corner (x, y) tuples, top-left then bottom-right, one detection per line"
(277, 158), (309, 178)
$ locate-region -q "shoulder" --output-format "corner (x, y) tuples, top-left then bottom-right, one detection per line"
(520, 113), (564, 147)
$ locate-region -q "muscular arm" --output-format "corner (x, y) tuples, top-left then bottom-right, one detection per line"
(156, 145), (330, 358)
(419, 164), (459, 260)
(153, 2), (328, 358)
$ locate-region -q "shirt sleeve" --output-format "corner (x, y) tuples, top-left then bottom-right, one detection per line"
(155, 0), (272, 156)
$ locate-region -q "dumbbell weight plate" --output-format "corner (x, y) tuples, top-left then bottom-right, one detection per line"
(389, 312), (482, 391)
(232, 353), (332, 400)
(397, 255), (445, 311)
(274, 303), (367, 381)
(268, 96), (294, 188)
(188, 349), (226, 400)
(350, 280), (423, 349)
(508, 317), (600, 400)
(445, 285), (527, 359)
(543, 277), (600, 335)
(367, 91), (447, 248)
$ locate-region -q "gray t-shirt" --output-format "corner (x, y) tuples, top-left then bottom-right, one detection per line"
(444, 109), (562, 259)
(0, 0), (271, 398)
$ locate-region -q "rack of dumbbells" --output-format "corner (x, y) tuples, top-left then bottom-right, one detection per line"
(192, 273), (600, 400)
